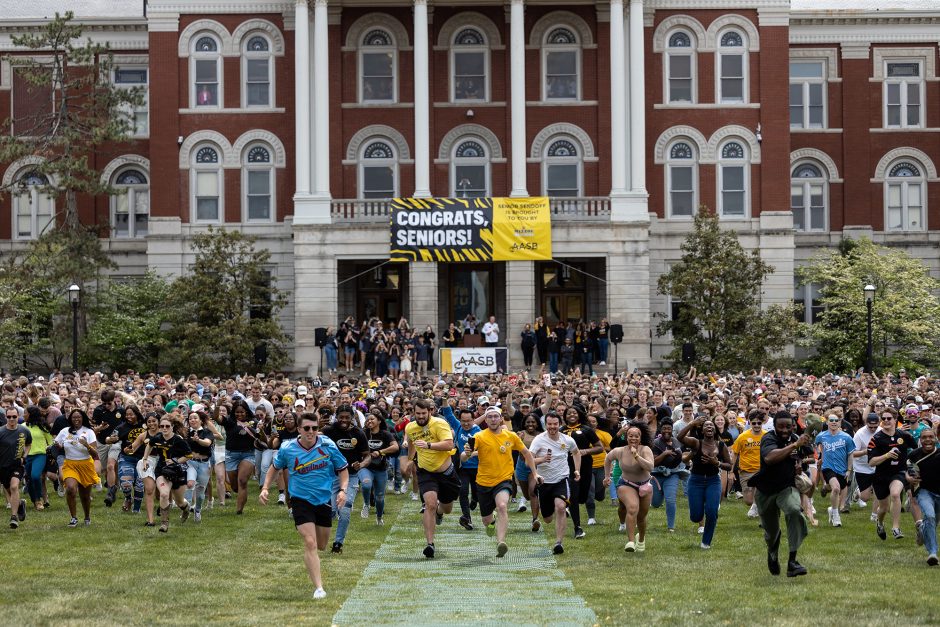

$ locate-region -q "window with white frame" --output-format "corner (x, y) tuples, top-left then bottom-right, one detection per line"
(359, 140), (398, 199)
(452, 28), (487, 102)
(666, 31), (694, 103)
(111, 168), (149, 237)
(192, 145), (222, 222)
(667, 141), (697, 217)
(243, 35), (272, 107)
(452, 139), (489, 198)
(360, 29), (396, 103)
(113, 66), (148, 136)
(885, 161), (925, 231)
(790, 162), (827, 232)
(543, 138), (581, 197)
(13, 171), (54, 239)
(192, 35), (222, 107)
(244, 145), (273, 221)
(543, 27), (579, 101)
(794, 278), (824, 325)
(789, 61), (824, 129)
(718, 141), (747, 217)
(717, 30), (746, 103)
(884, 61), (923, 128)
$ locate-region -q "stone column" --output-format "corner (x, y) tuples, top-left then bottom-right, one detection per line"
(408, 262), (439, 335)
(609, 0), (627, 196)
(606, 226), (652, 369)
(312, 0), (330, 198)
(413, 0), (431, 198)
(505, 261), (535, 369)
(509, 0), (528, 198)
(294, 0), (311, 198)
(293, 233), (338, 376)
(628, 0), (646, 194)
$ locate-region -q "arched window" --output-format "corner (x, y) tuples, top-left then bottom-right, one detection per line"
(717, 30), (746, 103)
(717, 140), (748, 217)
(13, 171), (54, 239)
(192, 34), (222, 107)
(543, 138), (582, 197)
(543, 27), (579, 101)
(243, 145), (273, 221)
(192, 145), (222, 222)
(360, 29), (396, 103)
(885, 161), (925, 231)
(243, 34), (273, 107)
(111, 168), (149, 237)
(451, 28), (488, 102)
(451, 139), (489, 198)
(666, 30), (695, 103)
(359, 140), (398, 199)
(667, 141), (697, 217)
(790, 162), (827, 231)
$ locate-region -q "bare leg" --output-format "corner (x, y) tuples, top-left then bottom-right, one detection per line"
(298, 523), (325, 589)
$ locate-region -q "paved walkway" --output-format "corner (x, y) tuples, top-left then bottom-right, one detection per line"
(333, 501), (597, 626)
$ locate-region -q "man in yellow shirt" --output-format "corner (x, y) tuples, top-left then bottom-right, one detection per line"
(403, 399), (458, 559)
(732, 409), (766, 518)
(462, 407), (540, 557)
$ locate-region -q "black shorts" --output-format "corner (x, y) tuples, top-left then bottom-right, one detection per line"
(538, 479), (571, 519)
(856, 472), (876, 492)
(822, 469), (847, 490)
(291, 497), (333, 528)
(477, 480), (514, 518)
(417, 465), (461, 504)
(0, 463), (24, 490)
(158, 464), (188, 490)
(873, 472), (907, 501)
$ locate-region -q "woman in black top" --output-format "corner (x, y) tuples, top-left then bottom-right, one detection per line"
(143, 416), (193, 532)
(108, 405), (146, 513)
(534, 316), (548, 365)
(184, 410), (214, 523)
(520, 324), (537, 368)
(360, 413), (399, 526)
(678, 417), (731, 549)
(650, 418), (688, 532)
(221, 399), (258, 515)
(712, 413), (736, 499)
(442, 323), (458, 348)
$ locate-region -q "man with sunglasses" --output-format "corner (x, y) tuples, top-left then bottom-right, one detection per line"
(732, 410), (766, 519)
(815, 414), (855, 527)
(868, 408), (915, 540)
(1, 407), (31, 528)
(852, 412), (882, 519)
(260, 413), (348, 600)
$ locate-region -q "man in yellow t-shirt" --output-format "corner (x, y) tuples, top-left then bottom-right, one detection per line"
(462, 407), (540, 557)
(732, 409), (766, 518)
(403, 399), (458, 559)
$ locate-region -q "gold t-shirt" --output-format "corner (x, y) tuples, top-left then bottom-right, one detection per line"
(405, 416), (455, 472)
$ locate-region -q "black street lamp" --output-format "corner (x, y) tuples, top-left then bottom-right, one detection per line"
(864, 284), (875, 373)
(68, 284), (80, 373)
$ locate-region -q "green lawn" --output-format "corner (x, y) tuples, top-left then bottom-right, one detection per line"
(2, 486), (937, 626)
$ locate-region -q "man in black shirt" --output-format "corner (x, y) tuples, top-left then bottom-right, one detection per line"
(868, 409), (915, 540)
(92, 388), (124, 505)
(562, 406), (602, 539)
(753, 413), (809, 577)
(1, 408), (32, 528)
(909, 429), (940, 565)
(323, 404), (370, 554)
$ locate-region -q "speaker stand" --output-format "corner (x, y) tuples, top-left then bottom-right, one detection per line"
(318, 346), (324, 379)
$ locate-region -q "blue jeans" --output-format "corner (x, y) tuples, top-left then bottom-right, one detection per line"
(186, 459), (212, 512)
(652, 473), (680, 530)
(386, 455), (403, 492)
(255, 449), (275, 487)
(688, 473), (721, 546)
(332, 473), (361, 545)
(598, 338), (609, 363)
(359, 467), (388, 519)
(25, 454), (46, 504)
(549, 352), (558, 373)
(117, 454), (144, 512)
(917, 488), (940, 557)
(324, 343), (338, 371)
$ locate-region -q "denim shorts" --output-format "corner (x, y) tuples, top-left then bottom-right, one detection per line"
(225, 450), (256, 473)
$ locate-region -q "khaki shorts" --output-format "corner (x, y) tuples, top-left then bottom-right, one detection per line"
(98, 442), (119, 463)
(740, 470), (758, 489)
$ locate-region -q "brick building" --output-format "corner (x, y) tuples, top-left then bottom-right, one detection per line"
(0, 0), (937, 372)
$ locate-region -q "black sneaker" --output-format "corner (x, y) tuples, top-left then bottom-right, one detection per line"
(928, 554), (939, 566)
(786, 560), (807, 577)
(17, 500), (26, 522)
(423, 543), (435, 559)
(420, 504), (426, 514)
(9, 515), (18, 529)
(144, 521), (155, 527)
(892, 528), (904, 540)
(496, 542), (508, 558)
(531, 519), (542, 532)
(436, 512), (444, 526)
(553, 543), (564, 555)
(68, 517), (78, 528)
(331, 542), (343, 554)
(104, 485), (118, 508)
(459, 515), (473, 531)
(876, 521), (887, 541)
(574, 527), (586, 539)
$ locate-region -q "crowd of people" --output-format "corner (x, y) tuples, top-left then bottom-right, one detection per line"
(2, 364), (939, 599)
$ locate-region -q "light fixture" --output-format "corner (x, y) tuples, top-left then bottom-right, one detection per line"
(756, 122), (762, 144)
(177, 135), (184, 146)
(864, 284), (876, 303)
(68, 284), (81, 304)
(466, 109), (474, 119)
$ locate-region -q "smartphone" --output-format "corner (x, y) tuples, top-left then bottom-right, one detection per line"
(467, 436), (476, 451)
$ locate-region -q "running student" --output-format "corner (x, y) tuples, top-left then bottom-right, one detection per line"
(815, 413), (855, 528)
(260, 412), (349, 600)
(868, 408), (915, 540)
(2, 407), (31, 528)
(529, 412), (580, 554)
(604, 423), (654, 553)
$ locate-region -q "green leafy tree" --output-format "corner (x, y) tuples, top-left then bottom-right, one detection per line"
(656, 210), (802, 370)
(165, 228), (290, 376)
(798, 237), (940, 372)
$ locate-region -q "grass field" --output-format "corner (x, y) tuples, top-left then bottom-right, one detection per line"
(1, 485), (937, 626)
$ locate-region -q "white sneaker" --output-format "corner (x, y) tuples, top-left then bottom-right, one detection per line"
(376, 517), (384, 526)
(871, 511), (879, 522)
(599, 361), (606, 366)
(618, 523), (626, 532)
(411, 492), (419, 501)
(517, 502), (527, 513)
(700, 543), (711, 550)
(832, 509), (842, 527)
(747, 503), (759, 518)
(857, 499), (867, 508)
(698, 526), (705, 534)
(313, 588), (327, 600)
(828, 507), (834, 526)
(277, 493), (286, 505)
(587, 518), (597, 526)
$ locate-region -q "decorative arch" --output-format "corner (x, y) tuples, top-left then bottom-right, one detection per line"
(653, 15), (706, 52)
(706, 125), (761, 163)
(178, 20), (233, 57)
(344, 13), (410, 50)
(705, 15), (759, 51)
(790, 148), (841, 183)
(346, 125), (411, 161)
(233, 130), (286, 167)
(530, 123), (596, 160)
(529, 11), (594, 47)
(99, 155), (151, 185)
(437, 12), (502, 48)
(230, 19), (285, 56)
(654, 126), (708, 164)
(438, 124), (503, 161)
(1, 155), (48, 187)
(178, 130), (237, 169)
(873, 147), (939, 182)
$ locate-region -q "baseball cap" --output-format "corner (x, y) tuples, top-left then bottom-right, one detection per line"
(478, 395), (490, 406)
(866, 413), (880, 423)
(520, 399), (532, 407)
(294, 399), (306, 408)
(297, 385), (308, 396)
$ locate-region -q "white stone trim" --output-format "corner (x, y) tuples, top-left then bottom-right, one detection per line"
(2, 155), (46, 187)
(178, 20), (233, 57)
(872, 47), (936, 80)
(437, 124), (503, 161)
(705, 14), (760, 51)
(178, 130), (237, 168)
(343, 13), (411, 50)
(872, 147), (939, 182)
(233, 130), (287, 167)
(345, 125), (411, 161)
(840, 43), (870, 60)
(706, 125), (761, 163)
(653, 126), (708, 164)
(790, 48), (840, 80)
(229, 19), (286, 56)
(149, 1), (292, 13)
(529, 11), (594, 47)
(99, 155), (151, 186)
(790, 148), (842, 183)
(112, 54), (150, 66)
(148, 13), (181, 32)
(0, 58), (10, 90)
(436, 11), (503, 48)
(653, 15), (707, 52)
(529, 123), (596, 160)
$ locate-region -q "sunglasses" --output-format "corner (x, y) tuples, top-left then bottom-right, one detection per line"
(300, 425), (318, 431)
(160, 425), (173, 429)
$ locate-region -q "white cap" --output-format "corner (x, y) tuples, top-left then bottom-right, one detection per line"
(297, 385), (308, 396)
(294, 399), (306, 408)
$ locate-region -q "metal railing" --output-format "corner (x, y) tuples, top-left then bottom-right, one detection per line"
(330, 197), (611, 222)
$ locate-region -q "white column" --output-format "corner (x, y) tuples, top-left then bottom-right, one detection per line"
(628, 0), (646, 193)
(294, 0), (311, 197)
(609, 0), (627, 195)
(313, 0), (330, 197)
(509, 0), (528, 198)
(413, 0), (431, 198)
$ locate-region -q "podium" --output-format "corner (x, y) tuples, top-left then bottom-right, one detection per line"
(462, 333), (482, 348)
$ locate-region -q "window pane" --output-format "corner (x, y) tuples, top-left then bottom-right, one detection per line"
(670, 55), (691, 78)
(670, 79), (692, 102)
(810, 204), (825, 230)
(363, 166), (394, 197)
(723, 166), (744, 190)
(908, 182), (921, 206)
(789, 83), (803, 107)
(247, 59), (268, 82)
(808, 83), (823, 106)
(134, 213), (148, 237)
(455, 165), (486, 197)
(547, 51), (576, 75)
(455, 52), (485, 76)
(246, 84), (269, 106)
(115, 193), (129, 214)
(114, 212), (129, 236)
(722, 79), (743, 100)
(886, 83), (901, 104)
(908, 205), (922, 230)
(790, 61), (823, 79)
(907, 104), (920, 126)
(363, 53), (392, 76)
(196, 171), (218, 196)
(196, 198), (218, 221)
(671, 166), (692, 190)
(888, 62), (919, 77)
(248, 196), (270, 220)
(135, 190), (149, 216)
(195, 59), (217, 82)
(672, 191), (694, 216)
(722, 192), (744, 215)
(547, 164), (578, 196)
(363, 77), (393, 101)
(791, 185), (804, 230)
(887, 104), (901, 126)
(887, 184), (901, 207)
(248, 170), (270, 195)
(196, 83), (217, 106)
(721, 54), (742, 77)
(809, 104), (824, 127)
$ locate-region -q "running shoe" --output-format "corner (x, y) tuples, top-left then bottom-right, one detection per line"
(928, 554), (939, 567)
(144, 521), (155, 527)
(361, 504), (370, 519)
(636, 540), (646, 552)
(122, 498), (131, 512)
(516, 502), (527, 513)
(698, 526), (705, 534)
(786, 560), (807, 577)
(420, 504), (426, 514)
(194, 511), (202, 523)
(411, 492), (419, 501)
(459, 515), (473, 531)
(485, 521), (496, 537)
(180, 504), (191, 523)
(618, 523), (626, 532)
(84, 518), (91, 526)
(159, 522), (168, 533)
(277, 493), (286, 506)
(423, 543), (435, 559)
(892, 528), (904, 540)
(876, 520), (887, 540)
(553, 543), (564, 555)
(17, 500), (26, 522)
(700, 543), (710, 550)
(68, 517), (78, 528)
(377, 517), (384, 526)
(313, 588), (327, 600)
(574, 527), (586, 539)
(531, 519), (541, 532)
(9, 515), (18, 529)
(104, 485), (117, 507)
(331, 542), (343, 554)
(916, 520), (925, 546)
(496, 542), (508, 557)
(624, 541), (635, 552)
(587, 518), (596, 526)
(436, 512), (444, 526)
(747, 503), (759, 518)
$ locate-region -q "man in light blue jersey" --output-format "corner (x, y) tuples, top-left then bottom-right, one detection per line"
(815, 413), (855, 528)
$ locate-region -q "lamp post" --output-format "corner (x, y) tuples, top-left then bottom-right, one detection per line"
(68, 284), (80, 373)
(864, 284), (875, 373)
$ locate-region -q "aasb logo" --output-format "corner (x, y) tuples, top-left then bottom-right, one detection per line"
(454, 354), (495, 368)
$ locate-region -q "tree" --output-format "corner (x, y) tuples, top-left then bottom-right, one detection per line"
(797, 237), (940, 372)
(656, 210), (802, 370)
(165, 228), (290, 376)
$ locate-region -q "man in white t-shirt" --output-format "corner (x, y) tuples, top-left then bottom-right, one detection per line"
(529, 413), (581, 555)
(852, 412), (881, 519)
(482, 316), (499, 347)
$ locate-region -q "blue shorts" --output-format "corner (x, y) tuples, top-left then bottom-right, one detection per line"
(389, 360), (400, 370)
(515, 457), (531, 482)
(225, 450), (256, 473)
(345, 346), (356, 356)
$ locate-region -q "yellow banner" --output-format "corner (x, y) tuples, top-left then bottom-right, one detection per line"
(491, 197), (552, 261)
